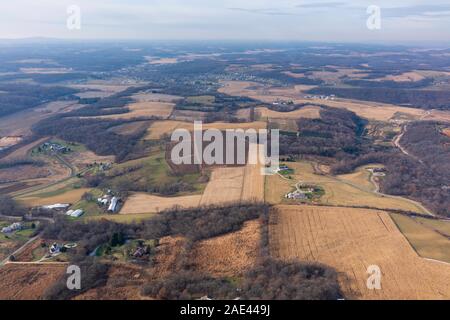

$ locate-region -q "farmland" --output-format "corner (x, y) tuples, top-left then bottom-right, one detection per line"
(0, 264), (66, 300)
(270, 205), (450, 299)
(84, 102), (175, 120)
(145, 120), (267, 140)
(265, 161), (426, 213)
(120, 193), (202, 214)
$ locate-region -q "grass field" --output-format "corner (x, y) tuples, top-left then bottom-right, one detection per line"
(337, 165), (383, 192)
(145, 120), (267, 140)
(265, 161), (427, 213)
(109, 151), (206, 191)
(270, 205), (450, 299)
(390, 214), (450, 263)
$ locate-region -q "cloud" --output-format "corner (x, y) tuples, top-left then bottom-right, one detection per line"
(383, 4), (450, 19)
(296, 2), (346, 9)
(227, 7), (298, 16)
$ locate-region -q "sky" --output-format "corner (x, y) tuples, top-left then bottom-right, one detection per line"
(1, 0), (450, 44)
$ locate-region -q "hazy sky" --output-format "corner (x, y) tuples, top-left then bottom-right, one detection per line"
(2, 0), (450, 43)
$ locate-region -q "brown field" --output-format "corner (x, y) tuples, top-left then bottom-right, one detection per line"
(170, 109), (207, 122)
(190, 220), (261, 277)
(200, 146), (264, 206)
(0, 137), (49, 162)
(0, 165), (50, 184)
(145, 120), (267, 140)
(146, 57), (179, 64)
(68, 83), (130, 97)
(442, 128), (450, 137)
(255, 105), (321, 120)
(0, 264), (65, 300)
(235, 108), (252, 121)
(199, 167), (245, 206)
(377, 71), (426, 82)
(85, 102), (175, 120)
(270, 205), (450, 299)
(73, 263), (148, 300)
(120, 193), (202, 214)
(422, 110), (450, 123)
(20, 67), (71, 74)
(131, 92), (183, 103)
(0, 136), (23, 148)
(18, 188), (91, 207)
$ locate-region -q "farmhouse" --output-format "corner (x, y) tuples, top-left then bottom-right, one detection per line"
(285, 191), (307, 200)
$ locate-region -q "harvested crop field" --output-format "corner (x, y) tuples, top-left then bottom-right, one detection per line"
(120, 193), (202, 214)
(200, 147), (265, 206)
(377, 71), (425, 82)
(190, 220), (261, 276)
(0, 264), (65, 300)
(270, 205), (450, 299)
(87, 102), (175, 120)
(0, 137), (48, 162)
(443, 128), (450, 137)
(145, 120), (266, 140)
(19, 187), (91, 207)
(131, 92), (182, 103)
(0, 165), (50, 183)
(256, 106), (321, 120)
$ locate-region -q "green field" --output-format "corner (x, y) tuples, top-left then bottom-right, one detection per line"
(105, 151), (207, 195)
(390, 214), (450, 263)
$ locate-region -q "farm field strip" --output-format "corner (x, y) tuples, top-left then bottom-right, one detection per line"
(269, 205), (450, 299)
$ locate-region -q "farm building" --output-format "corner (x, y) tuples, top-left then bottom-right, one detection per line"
(42, 203), (70, 210)
(108, 197), (120, 213)
(65, 209), (84, 218)
(1, 222), (22, 234)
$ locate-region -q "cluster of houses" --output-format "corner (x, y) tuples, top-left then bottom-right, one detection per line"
(97, 194), (120, 213)
(49, 242), (77, 255)
(1, 222), (22, 234)
(303, 94), (336, 101)
(285, 187), (315, 200)
(40, 142), (71, 153)
(272, 99), (294, 106)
